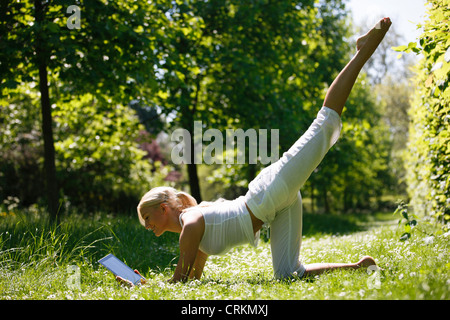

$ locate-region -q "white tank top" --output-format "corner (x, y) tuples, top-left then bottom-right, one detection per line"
(179, 196), (260, 255)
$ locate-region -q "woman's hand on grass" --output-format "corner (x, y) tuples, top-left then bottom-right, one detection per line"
(115, 269), (146, 287)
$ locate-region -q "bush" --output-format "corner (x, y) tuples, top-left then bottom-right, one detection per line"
(395, 0), (450, 223)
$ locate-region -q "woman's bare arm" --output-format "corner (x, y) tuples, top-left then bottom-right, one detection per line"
(189, 250), (208, 280)
(170, 210), (205, 283)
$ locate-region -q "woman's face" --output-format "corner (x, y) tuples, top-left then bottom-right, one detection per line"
(140, 203), (168, 237)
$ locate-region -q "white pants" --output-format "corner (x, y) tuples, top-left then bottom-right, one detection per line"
(245, 107), (341, 279)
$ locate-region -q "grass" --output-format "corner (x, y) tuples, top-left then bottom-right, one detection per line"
(0, 206), (449, 301)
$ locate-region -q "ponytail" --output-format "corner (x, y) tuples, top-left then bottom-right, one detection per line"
(175, 191), (198, 210)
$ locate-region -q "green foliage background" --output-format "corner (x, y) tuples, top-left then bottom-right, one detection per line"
(396, 0), (450, 223)
(1, 0), (443, 218)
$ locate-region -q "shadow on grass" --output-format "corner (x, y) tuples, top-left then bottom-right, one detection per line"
(302, 212), (374, 238)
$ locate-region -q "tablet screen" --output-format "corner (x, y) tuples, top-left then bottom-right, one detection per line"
(98, 254), (144, 285)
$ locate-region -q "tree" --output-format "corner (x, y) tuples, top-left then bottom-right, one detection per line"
(1, 0), (162, 220)
(375, 75), (414, 197)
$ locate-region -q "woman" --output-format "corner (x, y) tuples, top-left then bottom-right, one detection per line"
(130, 18), (391, 284)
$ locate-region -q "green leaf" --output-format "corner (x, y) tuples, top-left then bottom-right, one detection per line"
(392, 42), (420, 54)
(46, 22), (60, 33)
(404, 224), (411, 233)
(401, 210), (409, 221)
(4, 80), (20, 89)
(400, 233), (411, 241)
(391, 45), (408, 52)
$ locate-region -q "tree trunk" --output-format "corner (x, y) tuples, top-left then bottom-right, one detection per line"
(185, 76), (202, 203)
(247, 164), (257, 185)
(185, 117), (201, 203)
(178, 80), (202, 203)
(187, 162), (202, 203)
(35, 0), (59, 222)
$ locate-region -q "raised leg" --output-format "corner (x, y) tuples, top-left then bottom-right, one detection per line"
(323, 17), (392, 116)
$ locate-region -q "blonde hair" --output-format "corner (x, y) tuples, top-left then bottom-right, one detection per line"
(137, 187), (197, 226)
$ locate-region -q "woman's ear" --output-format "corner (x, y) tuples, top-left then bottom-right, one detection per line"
(160, 202), (167, 214)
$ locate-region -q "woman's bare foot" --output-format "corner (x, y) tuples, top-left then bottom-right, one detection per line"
(356, 256), (377, 269)
(356, 17), (392, 52)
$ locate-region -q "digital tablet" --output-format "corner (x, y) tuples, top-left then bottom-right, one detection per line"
(98, 253), (144, 285)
